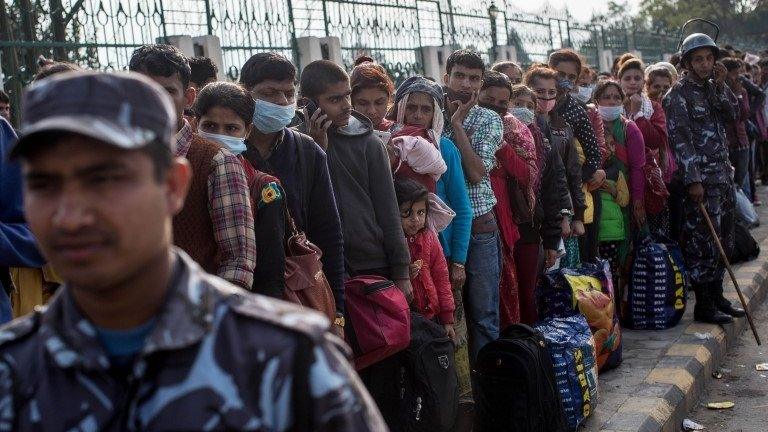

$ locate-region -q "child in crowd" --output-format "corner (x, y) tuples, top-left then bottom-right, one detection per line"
(395, 179), (456, 341)
(193, 82), (287, 298)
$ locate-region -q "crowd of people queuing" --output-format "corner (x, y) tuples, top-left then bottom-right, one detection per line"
(0, 29), (766, 429)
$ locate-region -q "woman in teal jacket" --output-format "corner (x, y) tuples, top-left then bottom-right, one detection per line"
(388, 75), (474, 411)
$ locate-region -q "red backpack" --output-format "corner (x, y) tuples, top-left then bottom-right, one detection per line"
(344, 275), (411, 370)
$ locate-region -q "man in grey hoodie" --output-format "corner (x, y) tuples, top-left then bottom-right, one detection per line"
(298, 60), (412, 301)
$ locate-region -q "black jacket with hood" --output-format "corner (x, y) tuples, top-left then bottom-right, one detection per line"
(297, 111), (411, 280)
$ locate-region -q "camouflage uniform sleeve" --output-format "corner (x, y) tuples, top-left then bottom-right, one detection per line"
(0, 361), (15, 431)
(715, 83), (739, 123)
(664, 89), (701, 186)
(306, 334), (388, 431)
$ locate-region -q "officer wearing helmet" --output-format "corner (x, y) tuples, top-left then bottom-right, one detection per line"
(663, 32), (743, 324)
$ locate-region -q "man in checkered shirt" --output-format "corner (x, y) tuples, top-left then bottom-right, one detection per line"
(441, 49), (504, 365)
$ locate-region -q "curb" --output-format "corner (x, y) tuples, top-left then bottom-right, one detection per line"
(598, 235), (768, 432)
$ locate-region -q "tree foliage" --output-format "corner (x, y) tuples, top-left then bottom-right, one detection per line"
(637, 0), (768, 39)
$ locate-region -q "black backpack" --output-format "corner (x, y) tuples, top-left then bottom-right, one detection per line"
(474, 324), (568, 432)
(731, 222), (760, 264)
(364, 312), (458, 431)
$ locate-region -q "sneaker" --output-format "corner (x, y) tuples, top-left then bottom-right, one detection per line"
(753, 199), (762, 207)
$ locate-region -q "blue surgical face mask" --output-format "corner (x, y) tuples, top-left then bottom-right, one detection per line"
(598, 105), (624, 122)
(510, 106), (535, 125)
(198, 130), (247, 155)
(253, 99), (296, 134)
(557, 78), (574, 92)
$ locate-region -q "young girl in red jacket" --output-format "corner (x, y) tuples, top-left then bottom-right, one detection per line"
(395, 179), (456, 342)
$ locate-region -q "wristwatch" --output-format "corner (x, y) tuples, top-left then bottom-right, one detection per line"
(334, 314), (346, 328)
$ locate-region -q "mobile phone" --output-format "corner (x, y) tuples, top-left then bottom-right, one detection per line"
(373, 130), (392, 144)
(303, 99), (321, 118)
(443, 87), (473, 104)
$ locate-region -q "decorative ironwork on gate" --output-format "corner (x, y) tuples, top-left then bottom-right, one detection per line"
(1, 0), (764, 121)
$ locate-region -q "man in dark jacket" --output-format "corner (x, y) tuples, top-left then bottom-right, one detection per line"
(0, 71), (386, 431)
(664, 34), (742, 324)
(298, 60), (412, 301)
(239, 53), (347, 333)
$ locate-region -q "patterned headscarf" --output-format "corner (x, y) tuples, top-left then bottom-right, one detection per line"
(502, 113), (539, 209)
(392, 76), (445, 142)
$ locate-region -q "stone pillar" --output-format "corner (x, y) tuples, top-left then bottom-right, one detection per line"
(158, 35), (195, 58)
(192, 35), (225, 81)
(296, 36), (322, 71)
(496, 45), (518, 63)
(420, 45), (454, 81)
(599, 49), (614, 74)
(297, 36), (344, 68)
(319, 37), (343, 65)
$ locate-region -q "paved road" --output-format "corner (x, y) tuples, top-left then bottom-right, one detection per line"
(686, 240), (768, 431)
(579, 184), (768, 431)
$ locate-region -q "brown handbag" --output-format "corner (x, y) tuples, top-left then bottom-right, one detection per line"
(240, 158), (336, 321)
(283, 207), (337, 322)
(507, 176), (534, 225)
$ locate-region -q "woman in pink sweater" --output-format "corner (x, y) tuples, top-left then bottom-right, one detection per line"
(617, 56), (673, 237)
(593, 80), (647, 226)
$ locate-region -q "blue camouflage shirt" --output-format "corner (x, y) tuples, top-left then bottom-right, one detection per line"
(663, 73), (739, 186)
(0, 250), (386, 431)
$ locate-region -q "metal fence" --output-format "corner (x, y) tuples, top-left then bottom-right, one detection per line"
(1, 0), (765, 115)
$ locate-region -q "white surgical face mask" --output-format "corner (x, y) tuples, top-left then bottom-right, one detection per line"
(198, 130), (247, 155)
(573, 85), (594, 103)
(597, 105), (624, 122)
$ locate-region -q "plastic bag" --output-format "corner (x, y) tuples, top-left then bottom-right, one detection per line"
(735, 187), (758, 227)
(625, 234), (687, 330)
(535, 315), (598, 431)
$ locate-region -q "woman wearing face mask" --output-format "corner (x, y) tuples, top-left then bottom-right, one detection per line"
(508, 84), (571, 323)
(617, 57), (673, 238)
(574, 66), (596, 104)
(194, 82), (286, 297)
(526, 65), (586, 268)
(593, 80), (647, 231)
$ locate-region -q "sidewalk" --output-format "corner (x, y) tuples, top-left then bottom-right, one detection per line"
(582, 185), (768, 432)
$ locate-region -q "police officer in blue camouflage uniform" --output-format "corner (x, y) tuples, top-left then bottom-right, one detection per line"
(0, 71), (387, 431)
(663, 33), (745, 324)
